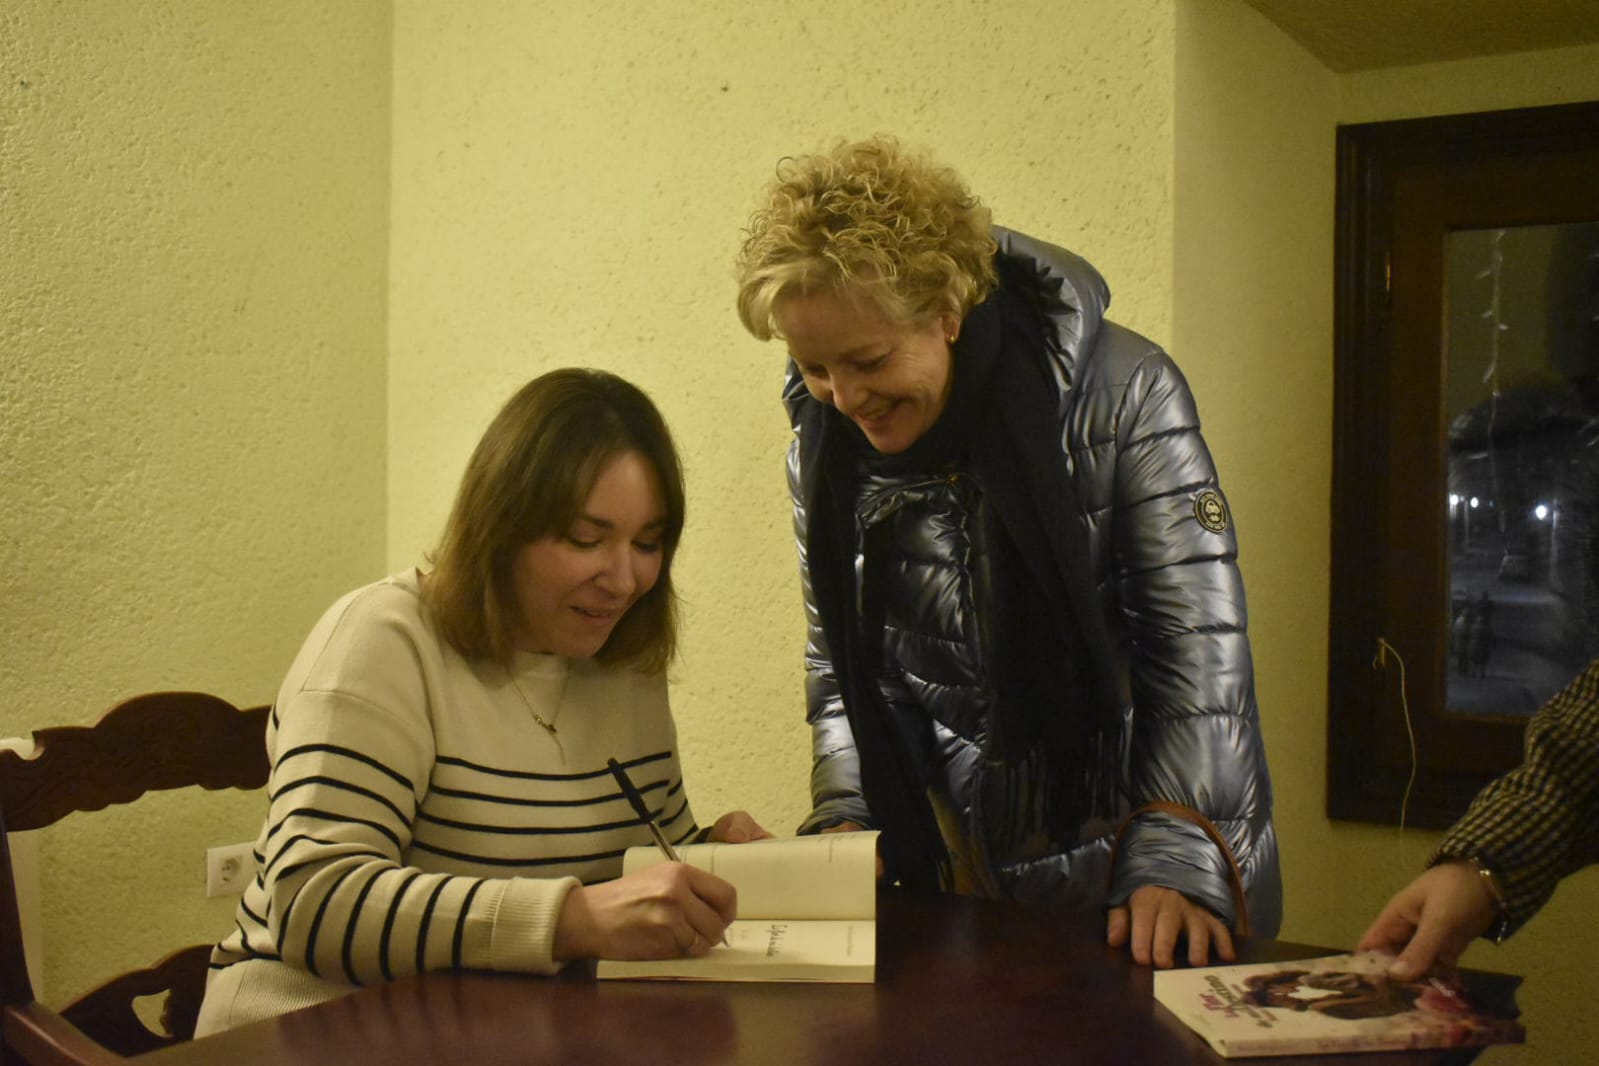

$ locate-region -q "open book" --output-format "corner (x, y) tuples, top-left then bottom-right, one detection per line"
(595, 831), (878, 983)
(1153, 951), (1524, 1058)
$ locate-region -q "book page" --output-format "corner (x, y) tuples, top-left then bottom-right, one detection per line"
(596, 919), (875, 983)
(620, 831), (879, 919)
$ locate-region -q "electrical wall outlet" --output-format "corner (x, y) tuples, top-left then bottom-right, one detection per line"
(205, 841), (258, 898)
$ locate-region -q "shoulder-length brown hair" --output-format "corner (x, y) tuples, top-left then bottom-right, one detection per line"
(424, 368), (684, 672)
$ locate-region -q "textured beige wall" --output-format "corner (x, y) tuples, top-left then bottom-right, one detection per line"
(2, 1), (390, 1003)
(388, 0), (1178, 833)
(1172, 0), (1339, 928)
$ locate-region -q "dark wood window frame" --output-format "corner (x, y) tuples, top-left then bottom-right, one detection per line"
(1328, 100), (1599, 827)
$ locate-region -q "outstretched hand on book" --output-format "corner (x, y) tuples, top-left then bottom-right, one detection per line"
(1106, 884), (1237, 969)
(1357, 860), (1500, 979)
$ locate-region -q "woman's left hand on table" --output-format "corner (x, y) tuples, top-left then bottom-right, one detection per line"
(1106, 883), (1236, 968)
(707, 810), (773, 843)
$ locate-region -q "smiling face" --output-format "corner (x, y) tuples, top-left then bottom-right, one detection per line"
(509, 449), (667, 658)
(776, 287), (959, 455)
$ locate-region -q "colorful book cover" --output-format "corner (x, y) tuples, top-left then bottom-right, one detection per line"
(1153, 951), (1524, 1058)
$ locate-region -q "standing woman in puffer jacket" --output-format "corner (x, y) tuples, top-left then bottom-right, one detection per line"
(734, 135), (1282, 969)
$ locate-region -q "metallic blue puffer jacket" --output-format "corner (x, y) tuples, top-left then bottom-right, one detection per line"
(786, 228), (1282, 936)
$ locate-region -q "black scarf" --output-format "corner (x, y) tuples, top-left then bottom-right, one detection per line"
(798, 254), (1125, 891)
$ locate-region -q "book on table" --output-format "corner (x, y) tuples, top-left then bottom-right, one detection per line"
(1153, 950), (1524, 1058)
(595, 830), (878, 983)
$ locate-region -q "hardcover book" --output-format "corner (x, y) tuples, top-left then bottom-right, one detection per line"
(595, 831), (878, 983)
(1153, 951), (1524, 1058)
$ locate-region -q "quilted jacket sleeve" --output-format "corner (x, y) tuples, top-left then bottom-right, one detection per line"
(788, 436), (875, 834)
(1086, 334), (1281, 935)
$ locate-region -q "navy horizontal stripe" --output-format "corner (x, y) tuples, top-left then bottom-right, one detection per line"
(274, 850), (390, 885)
(415, 811), (647, 836)
(279, 743), (414, 792)
(452, 881), (485, 968)
(267, 833), (388, 877)
(378, 870), (424, 983)
(425, 783), (625, 807)
(272, 808), (405, 852)
(274, 775), (410, 823)
(209, 950), (283, 971)
(433, 749), (673, 781)
(410, 840), (632, 868)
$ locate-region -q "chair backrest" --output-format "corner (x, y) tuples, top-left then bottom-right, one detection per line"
(0, 693), (269, 1065)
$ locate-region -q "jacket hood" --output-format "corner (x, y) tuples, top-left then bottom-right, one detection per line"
(991, 225), (1110, 376)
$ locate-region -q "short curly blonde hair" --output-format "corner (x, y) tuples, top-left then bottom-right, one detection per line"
(735, 135), (998, 340)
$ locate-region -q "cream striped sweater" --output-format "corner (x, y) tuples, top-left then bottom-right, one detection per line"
(196, 570), (700, 1034)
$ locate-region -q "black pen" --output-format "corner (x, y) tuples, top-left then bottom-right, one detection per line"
(607, 758), (728, 947)
(607, 757), (681, 861)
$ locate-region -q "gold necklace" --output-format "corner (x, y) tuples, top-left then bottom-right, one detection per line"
(510, 670), (564, 739)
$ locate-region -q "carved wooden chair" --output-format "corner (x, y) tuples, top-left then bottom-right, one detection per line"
(0, 693), (269, 1064)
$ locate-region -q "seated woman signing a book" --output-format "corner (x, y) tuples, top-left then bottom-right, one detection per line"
(196, 368), (770, 1035)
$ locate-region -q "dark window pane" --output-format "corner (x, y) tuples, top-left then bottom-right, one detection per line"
(1445, 223), (1599, 716)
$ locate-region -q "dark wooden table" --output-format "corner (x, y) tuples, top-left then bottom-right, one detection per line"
(143, 891), (1519, 1064)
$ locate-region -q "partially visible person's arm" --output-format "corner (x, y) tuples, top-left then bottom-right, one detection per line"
(1360, 655), (1599, 976)
(1357, 860), (1499, 978)
(1097, 346), (1279, 967)
(786, 433), (873, 835)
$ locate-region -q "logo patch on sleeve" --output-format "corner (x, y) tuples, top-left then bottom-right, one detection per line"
(1194, 489), (1230, 533)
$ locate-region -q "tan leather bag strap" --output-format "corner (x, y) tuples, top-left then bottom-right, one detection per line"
(1109, 800), (1251, 938)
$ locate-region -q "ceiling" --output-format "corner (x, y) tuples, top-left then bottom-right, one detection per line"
(1240, 0), (1599, 72)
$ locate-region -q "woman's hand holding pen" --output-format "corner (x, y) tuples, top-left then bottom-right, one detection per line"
(553, 862), (738, 962)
